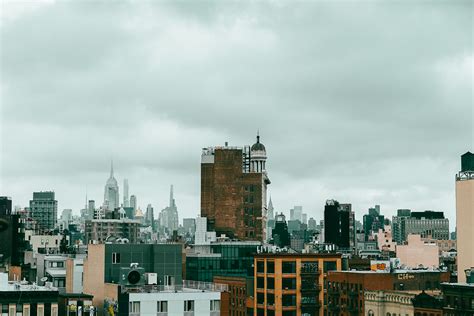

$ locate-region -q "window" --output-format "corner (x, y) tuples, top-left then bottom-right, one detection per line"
(129, 302), (140, 315)
(267, 261), (275, 273)
(184, 301), (194, 312)
(282, 278), (296, 290)
(282, 294), (296, 307)
(323, 261), (337, 273)
(157, 301), (168, 313)
(50, 261), (64, 268)
(267, 277), (275, 289)
(257, 293), (265, 305)
(257, 277), (264, 288)
(257, 261), (264, 273)
(15, 304), (23, 316)
(210, 300), (220, 311)
(112, 252), (120, 264)
(53, 278), (65, 288)
(267, 293), (275, 305)
(51, 306), (58, 316)
(282, 261), (296, 273)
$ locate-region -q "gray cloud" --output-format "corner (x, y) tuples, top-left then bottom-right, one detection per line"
(1, 0), (472, 229)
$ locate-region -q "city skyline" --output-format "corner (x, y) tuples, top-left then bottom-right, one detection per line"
(1, 2), (472, 230)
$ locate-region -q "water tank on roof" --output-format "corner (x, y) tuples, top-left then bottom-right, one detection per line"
(461, 152), (474, 172)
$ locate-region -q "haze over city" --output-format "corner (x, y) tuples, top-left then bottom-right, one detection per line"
(1, 1), (472, 229)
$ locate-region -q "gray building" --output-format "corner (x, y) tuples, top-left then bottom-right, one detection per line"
(392, 210), (449, 244)
(183, 218), (196, 235)
(30, 191), (58, 232)
(85, 218), (140, 244)
(392, 209), (412, 244)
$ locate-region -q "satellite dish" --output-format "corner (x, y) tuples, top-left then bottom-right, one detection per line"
(40, 277), (48, 282)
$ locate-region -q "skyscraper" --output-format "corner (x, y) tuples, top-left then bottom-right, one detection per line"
(201, 134), (270, 241)
(158, 185), (179, 233)
(0, 197), (26, 266)
(29, 191), (58, 232)
(324, 199), (351, 249)
(456, 151), (474, 283)
(88, 200), (95, 220)
(363, 205), (385, 240)
(103, 161), (119, 211)
(145, 204), (154, 228)
(267, 196), (274, 220)
(123, 179), (129, 207)
(130, 195), (137, 210)
(290, 206), (303, 221)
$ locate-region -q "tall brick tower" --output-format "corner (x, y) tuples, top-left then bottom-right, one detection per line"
(200, 135), (270, 241)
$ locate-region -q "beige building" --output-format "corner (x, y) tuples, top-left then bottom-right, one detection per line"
(456, 151), (474, 283)
(365, 290), (415, 316)
(83, 244), (119, 314)
(24, 230), (62, 253)
(396, 234), (439, 269)
(373, 225), (397, 253)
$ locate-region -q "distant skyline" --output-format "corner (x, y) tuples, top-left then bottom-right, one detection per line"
(1, 1), (472, 231)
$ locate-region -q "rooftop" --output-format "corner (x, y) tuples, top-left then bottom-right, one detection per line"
(121, 280), (228, 294)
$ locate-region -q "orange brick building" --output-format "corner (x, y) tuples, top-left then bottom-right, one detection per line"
(253, 253), (342, 316)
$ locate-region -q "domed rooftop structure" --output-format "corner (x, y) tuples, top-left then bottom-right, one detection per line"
(250, 132), (267, 173)
(251, 134), (266, 152)
(135, 207), (144, 218)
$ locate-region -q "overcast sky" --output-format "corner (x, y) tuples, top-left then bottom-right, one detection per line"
(0, 1), (472, 230)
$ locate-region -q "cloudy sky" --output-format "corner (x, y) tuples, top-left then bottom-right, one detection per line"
(0, 1), (472, 229)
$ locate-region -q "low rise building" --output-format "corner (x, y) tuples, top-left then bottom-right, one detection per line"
(327, 270), (449, 316)
(83, 243), (184, 314)
(59, 293), (95, 316)
(412, 291), (443, 316)
(253, 253), (342, 316)
(214, 276), (250, 316)
(396, 234), (439, 269)
(117, 281), (226, 316)
(24, 231), (63, 254)
(0, 272), (59, 315)
(441, 282), (474, 315)
(365, 290), (415, 316)
(36, 254), (68, 293)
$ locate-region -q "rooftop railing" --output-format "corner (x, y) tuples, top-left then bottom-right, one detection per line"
(122, 280), (228, 294)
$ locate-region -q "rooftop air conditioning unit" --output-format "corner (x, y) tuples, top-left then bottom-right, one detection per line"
(120, 265), (145, 287)
(145, 273), (157, 285)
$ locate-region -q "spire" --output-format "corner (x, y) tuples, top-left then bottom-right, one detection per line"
(110, 160), (114, 178)
(268, 196), (273, 210)
(169, 184), (174, 207)
(256, 129), (260, 143)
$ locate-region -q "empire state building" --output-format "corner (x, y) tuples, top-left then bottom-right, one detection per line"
(104, 161), (119, 211)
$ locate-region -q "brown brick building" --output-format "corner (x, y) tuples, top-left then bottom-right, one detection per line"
(214, 276), (249, 316)
(201, 136), (270, 241)
(326, 270), (450, 316)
